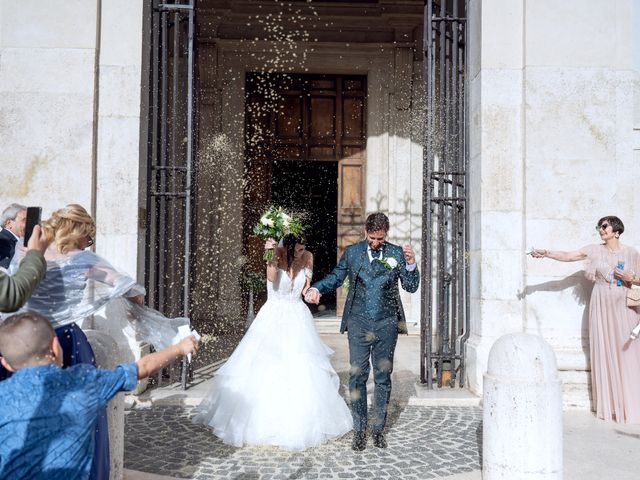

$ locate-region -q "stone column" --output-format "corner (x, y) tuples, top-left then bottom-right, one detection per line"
(483, 333), (562, 479)
(94, 0), (144, 276)
(466, 0), (526, 394)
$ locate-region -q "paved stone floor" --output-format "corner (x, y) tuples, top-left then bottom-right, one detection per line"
(124, 405), (482, 479)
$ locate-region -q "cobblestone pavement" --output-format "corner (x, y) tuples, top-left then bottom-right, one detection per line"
(124, 405), (482, 479)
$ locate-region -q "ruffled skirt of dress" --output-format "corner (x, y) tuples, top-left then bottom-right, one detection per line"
(192, 298), (353, 450)
(589, 282), (640, 423)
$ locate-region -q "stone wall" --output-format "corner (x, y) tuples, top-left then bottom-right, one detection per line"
(466, 0), (639, 406)
(0, 0), (144, 278)
(0, 0), (98, 214)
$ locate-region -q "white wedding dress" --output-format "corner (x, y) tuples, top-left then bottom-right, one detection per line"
(193, 267), (353, 450)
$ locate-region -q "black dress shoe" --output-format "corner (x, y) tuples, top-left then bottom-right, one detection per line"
(372, 430), (387, 448)
(352, 431), (366, 451)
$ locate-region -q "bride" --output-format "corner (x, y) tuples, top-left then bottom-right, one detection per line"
(193, 234), (353, 450)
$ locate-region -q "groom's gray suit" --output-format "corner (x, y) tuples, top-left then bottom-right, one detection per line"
(312, 240), (420, 433)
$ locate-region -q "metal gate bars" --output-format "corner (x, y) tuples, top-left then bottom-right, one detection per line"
(420, 0), (470, 388)
(145, 0), (195, 388)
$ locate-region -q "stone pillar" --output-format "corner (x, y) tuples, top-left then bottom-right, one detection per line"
(465, 0), (526, 395)
(483, 333), (562, 480)
(85, 329), (125, 480)
(94, 0), (144, 276)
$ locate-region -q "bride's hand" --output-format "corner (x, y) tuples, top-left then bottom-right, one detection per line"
(264, 238), (277, 250)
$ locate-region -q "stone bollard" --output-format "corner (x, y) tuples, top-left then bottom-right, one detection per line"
(483, 333), (562, 480)
(85, 329), (125, 480)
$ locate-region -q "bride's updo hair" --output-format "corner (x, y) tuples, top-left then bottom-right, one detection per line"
(42, 204), (96, 254)
(282, 233), (305, 270)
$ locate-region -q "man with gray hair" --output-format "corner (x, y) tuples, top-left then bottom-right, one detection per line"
(0, 203), (27, 269)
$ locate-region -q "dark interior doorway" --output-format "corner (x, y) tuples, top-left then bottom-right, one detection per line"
(272, 160), (338, 315)
(243, 72), (366, 317)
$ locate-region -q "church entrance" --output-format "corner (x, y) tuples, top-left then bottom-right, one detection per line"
(272, 160), (338, 315)
(243, 73), (367, 317)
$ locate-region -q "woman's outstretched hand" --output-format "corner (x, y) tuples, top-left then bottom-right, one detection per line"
(531, 249), (547, 258)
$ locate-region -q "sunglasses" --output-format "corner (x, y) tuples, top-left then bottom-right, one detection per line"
(86, 235), (94, 247)
(596, 223), (610, 231)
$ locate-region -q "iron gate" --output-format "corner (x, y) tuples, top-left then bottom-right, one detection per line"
(145, 0), (195, 387)
(420, 0), (470, 388)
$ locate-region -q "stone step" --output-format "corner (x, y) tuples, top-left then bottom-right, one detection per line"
(314, 316), (421, 335)
(411, 382), (482, 406)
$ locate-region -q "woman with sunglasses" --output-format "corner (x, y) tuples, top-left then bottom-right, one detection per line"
(532, 216), (640, 424)
(6, 204), (189, 479)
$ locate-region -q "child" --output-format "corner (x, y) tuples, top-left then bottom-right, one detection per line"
(0, 311), (199, 479)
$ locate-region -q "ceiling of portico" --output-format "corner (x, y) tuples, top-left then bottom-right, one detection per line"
(197, 0), (424, 48)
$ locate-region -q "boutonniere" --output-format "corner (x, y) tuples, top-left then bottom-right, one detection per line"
(379, 257), (398, 270)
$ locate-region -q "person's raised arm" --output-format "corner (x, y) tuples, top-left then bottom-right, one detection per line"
(0, 226), (50, 312)
(136, 336), (199, 379)
(265, 238), (280, 283)
(531, 249), (587, 262)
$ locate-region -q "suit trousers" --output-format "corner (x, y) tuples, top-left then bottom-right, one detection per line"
(347, 315), (398, 433)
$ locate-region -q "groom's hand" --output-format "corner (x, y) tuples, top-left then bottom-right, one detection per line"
(304, 288), (321, 304)
(403, 244), (416, 265)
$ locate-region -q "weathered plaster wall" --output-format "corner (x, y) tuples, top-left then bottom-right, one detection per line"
(94, 0), (144, 278)
(0, 0), (144, 280)
(0, 0), (97, 213)
(467, 0), (638, 407)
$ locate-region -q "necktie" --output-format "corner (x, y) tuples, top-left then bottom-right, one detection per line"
(371, 249), (381, 260)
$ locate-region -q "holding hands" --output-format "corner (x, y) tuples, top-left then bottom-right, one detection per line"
(304, 288), (320, 305)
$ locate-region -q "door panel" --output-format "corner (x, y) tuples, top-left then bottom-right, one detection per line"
(309, 98), (336, 139)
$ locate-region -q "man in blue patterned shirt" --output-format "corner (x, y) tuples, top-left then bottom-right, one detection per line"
(0, 311), (199, 479)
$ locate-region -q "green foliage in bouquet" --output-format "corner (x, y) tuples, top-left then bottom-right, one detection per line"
(253, 206), (305, 261)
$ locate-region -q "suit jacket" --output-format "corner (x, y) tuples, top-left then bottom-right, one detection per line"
(313, 240), (420, 334)
(0, 228), (18, 269)
(0, 250), (47, 312)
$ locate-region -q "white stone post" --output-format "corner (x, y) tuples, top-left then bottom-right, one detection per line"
(85, 329), (125, 480)
(483, 333), (562, 480)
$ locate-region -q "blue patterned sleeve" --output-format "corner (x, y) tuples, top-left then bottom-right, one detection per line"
(96, 363), (139, 402)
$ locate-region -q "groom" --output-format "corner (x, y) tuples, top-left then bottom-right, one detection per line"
(305, 212), (419, 451)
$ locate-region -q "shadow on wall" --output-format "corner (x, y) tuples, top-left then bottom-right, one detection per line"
(518, 271), (593, 403)
(370, 190), (422, 250)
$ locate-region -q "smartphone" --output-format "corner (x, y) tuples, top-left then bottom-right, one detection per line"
(23, 206), (42, 247)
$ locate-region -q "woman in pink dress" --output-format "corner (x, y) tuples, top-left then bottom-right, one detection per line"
(532, 216), (640, 423)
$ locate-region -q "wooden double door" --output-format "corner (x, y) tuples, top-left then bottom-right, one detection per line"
(243, 73), (367, 315)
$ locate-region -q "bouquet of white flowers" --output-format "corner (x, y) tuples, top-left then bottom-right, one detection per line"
(253, 206), (304, 261)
